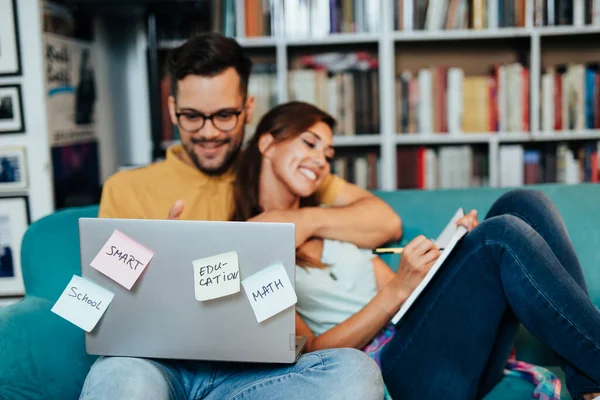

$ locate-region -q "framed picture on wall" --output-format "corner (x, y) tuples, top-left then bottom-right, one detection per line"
(0, 196), (29, 297)
(0, 0), (22, 77)
(0, 85), (25, 134)
(0, 146), (27, 191)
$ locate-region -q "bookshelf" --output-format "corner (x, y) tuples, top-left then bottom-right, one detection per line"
(151, 0), (600, 191)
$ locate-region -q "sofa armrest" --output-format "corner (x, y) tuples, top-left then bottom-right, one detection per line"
(0, 296), (97, 400)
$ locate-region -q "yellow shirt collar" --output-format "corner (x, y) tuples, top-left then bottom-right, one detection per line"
(166, 144), (236, 187)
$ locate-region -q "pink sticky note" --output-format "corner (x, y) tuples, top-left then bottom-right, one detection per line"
(90, 229), (155, 290)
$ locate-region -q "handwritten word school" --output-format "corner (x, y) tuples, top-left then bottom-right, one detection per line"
(68, 286), (104, 310)
(252, 278), (285, 302)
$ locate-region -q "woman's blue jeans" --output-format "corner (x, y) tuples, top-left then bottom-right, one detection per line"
(380, 189), (600, 400)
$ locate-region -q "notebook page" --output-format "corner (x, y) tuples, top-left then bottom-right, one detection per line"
(391, 211), (468, 324)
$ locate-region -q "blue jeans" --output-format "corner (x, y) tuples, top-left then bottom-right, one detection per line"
(380, 189), (600, 400)
(79, 348), (384, 399)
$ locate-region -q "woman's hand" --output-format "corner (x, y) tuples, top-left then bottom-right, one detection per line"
(456, 209), (479, 232)
(391, 235), (441, 296)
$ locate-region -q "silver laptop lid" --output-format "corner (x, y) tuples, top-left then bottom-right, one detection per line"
(79, 218), (297, 364)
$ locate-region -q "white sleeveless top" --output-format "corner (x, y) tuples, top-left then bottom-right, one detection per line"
(295, 239), (378, 335)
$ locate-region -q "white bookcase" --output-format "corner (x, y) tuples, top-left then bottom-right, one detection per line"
(157, 0), (600, 191)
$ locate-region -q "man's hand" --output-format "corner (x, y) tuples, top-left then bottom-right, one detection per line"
(168, 199), (185, 220)
(456, 209), (479, 232)
(248, 209), (315, 247)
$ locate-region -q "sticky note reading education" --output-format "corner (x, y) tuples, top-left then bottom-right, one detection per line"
(241, 263), (297, 323)
(193, 250), (240, 301)
(90, 229), (155, 290)
(51, 275), (114, 332)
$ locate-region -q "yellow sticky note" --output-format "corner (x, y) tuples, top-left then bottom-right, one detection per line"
(193, 251), (240, 301)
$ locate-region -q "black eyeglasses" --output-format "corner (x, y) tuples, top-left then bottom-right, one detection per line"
(175, 107), (244, 133)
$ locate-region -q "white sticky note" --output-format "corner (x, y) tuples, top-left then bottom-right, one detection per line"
(51, 275), (115, 332)
(241, 263), (297, 323)
(193, 251), (240, 301)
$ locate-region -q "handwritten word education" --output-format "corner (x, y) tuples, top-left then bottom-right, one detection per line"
(193, 251), (241, 301)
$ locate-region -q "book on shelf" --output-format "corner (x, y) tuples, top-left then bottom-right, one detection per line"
(289, 51), (380, 136)
(500, 142), (599, 186)
(245, 63), (278, 143)
(541, 63), (600, 132)
(396, 0), (527, 31)
(245, 0), (272, 37)
(245, 0), (379, 38)
(156, 0), (236, 41)
(395, 62), (529, 135)
(331, 151), (379, 190)
(396, 145), (489, 190)
(535, 0), (600, 27)
(214, 0), (236, 37)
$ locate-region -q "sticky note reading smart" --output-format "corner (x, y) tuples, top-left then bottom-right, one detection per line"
(241, 263), (297, 323)
(51, 275), (114, 332)
(193, 250), (240, 301)
(90, 229), (154, 290)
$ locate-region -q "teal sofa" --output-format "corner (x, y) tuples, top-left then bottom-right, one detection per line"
(1, 184), (599, 399)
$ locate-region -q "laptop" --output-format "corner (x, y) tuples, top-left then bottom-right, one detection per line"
(78, 217), (307, 364)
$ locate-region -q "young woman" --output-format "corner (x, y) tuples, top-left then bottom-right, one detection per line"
(232, 101), (600, 400)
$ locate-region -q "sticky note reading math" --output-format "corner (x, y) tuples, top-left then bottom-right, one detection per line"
(51, 275), (114, 332)
(90, 229), (155, 290)
(241, 263), (297, 323)
(193, 251), (240, 301)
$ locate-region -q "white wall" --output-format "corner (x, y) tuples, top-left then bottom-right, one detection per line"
(0, 3), (154, 225)
(94, 15), (152, 174)
(92, 19), (118, 182)
(0, 0), (54, 221)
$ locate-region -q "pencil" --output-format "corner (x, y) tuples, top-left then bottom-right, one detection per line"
(372, 247), (404, 254)
(371, 246), (445, 255)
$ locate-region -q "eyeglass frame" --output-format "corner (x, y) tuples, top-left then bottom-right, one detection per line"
(174, 100), (247, 133)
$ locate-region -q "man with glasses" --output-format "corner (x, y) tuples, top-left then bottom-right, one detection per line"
(84, 32), (398, 399)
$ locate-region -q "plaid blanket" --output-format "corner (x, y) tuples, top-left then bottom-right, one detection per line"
(362, 325), (561, 400)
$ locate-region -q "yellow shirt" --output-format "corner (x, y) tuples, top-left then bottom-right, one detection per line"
(99, 144), (345, 220)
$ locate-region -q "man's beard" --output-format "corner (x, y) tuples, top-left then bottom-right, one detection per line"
(184, 138), (242, 176)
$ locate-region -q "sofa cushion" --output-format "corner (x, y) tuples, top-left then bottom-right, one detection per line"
(20, 205), (98, 301)
(0, 296), (97, 400)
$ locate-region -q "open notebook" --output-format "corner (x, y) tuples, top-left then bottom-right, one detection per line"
(391, 208), (468, 324)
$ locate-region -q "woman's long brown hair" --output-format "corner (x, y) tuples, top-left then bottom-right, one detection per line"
(231, 101), (336, 269)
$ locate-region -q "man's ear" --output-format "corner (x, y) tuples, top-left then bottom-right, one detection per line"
(258, 133), (275, 158)
(244, 95), (256, 124)
(168, 95), (178, 126)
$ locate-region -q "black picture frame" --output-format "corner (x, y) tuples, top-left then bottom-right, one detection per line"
(0, 195), (30, 297)
(1, 195), (31, 224)
(0, 0), (22, 77)
(0, 84), (25, 134)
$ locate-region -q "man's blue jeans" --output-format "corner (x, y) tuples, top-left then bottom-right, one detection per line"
(381, 189), (600, 400)
(79, 348), (384, 399)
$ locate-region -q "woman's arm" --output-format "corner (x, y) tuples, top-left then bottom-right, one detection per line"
(297, 236), (440, 352)
(310, 182), (403, 248)
(297, 280), (408, 352)
(249, 181), (402, 248)
(373, 257), (396, 291)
